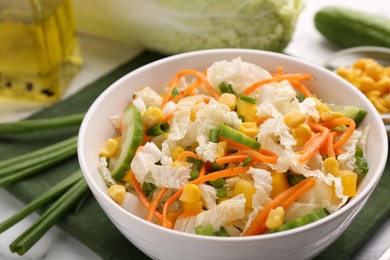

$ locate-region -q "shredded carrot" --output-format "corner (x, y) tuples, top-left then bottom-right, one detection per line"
(129, 171), (168, 223)
(242, 177), (316, 236)
(160, 112), (174, 123)
(242, 74), (313, 95)
(177, 209), (203, 219)
(290, 80), (313, 98)
(255, 116), (270, 126)
(177, 151), (199, 161)
(162, 166), (249, 228)
(235, 149), (278, 164)
(298, 128), (329, 163)
(216, 155), (249, 165)
(146, 187), (169, 222)
(161, 69), (218, 109)
(326, 132), (337, 158)
(320, 117), (356, 150)
(172, 77), (203, 102)
(199, 163), (207, 177)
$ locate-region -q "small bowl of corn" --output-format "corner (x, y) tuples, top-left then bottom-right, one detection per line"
(324, 46), (390, 134)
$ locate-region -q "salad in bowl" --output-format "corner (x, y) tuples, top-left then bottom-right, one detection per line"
(98, 57), (369, 237)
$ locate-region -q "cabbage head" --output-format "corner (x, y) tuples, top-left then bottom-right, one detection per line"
(75, 0), (305, 54)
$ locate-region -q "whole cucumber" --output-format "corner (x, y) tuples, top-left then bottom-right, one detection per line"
(314, 7), (390, 48)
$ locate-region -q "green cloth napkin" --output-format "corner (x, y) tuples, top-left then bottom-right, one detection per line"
(1, 51), (389, 260)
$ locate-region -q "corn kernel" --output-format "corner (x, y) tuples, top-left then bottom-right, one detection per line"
(323, 157), (339, 176)
(108, 185), (126, 205)
(179, 184), (202, 203)
(190, 110), (197, 121)
(142, 106), (163, 128)
(353, 58), (376, 70)
(99, 137), (120, 158)
(238, 122), (259, 138)
(265, 206), (285, 230)
(359, 76), (376, 93)
(270, 171), (290, 199)
(122, 171), (133, 183)
(365, 62), (384, 81)
(233, 179), (256, 208)
(283, 109), (306, 128)
(320, 111), (345, 122)
(237, 99), (257, 122)
(313, 98), (330, 114)
(216, 141), (228, 158)
(338, 170), (358, 197)
(378, 76), (390, 93)
(180, 201), (203, 212)
(218, 93), (237, 110)
(171, 146), (185, 161)
(292, 123), (312, 146)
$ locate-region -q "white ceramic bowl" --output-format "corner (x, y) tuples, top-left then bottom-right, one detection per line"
(78, 49), (388, 260)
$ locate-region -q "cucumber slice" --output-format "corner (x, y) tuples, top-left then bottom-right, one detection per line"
(219, 124), (260, 150)
(111, 106), (143, 181)
(271, 208), (329, 233)
(328, 104), (367, 125)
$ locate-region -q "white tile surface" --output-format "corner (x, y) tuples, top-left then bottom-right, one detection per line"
(0, 0), (389, 259)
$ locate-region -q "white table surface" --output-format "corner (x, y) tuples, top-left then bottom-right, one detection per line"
(1, 0), (389, 259)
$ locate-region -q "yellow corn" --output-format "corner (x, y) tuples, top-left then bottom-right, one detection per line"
(190, 109), (197, 121)
(265, 206), (285, 230)
(270, 171), (290, 199)
(233, 178), (256, 208)
(180, 201), (203, 212)
(337, 58), (390, 113)
(323, 157), (339, 176)
(171, 146), (185, 161)
(218, 93), (237, 110)
(338, 170), (358, 197)
(238, 122), (259, 138)
(142, 106), (163, 128)
(320, 111), (345, 122)
(99, 137), (120, 158)
(216, 141), (228, 158)
(179, 184), (202, 203)
(122, 171), (133, 183)
(108, 184), (126, 205)
(291, 123), (312, 146)
(283, 109), (306, 128)
(237, 99), (257, 122)
(152, 133), (169, 149)
(313, 98), (331, 114)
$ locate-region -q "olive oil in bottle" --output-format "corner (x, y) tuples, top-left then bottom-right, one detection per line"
(0, 0), (82, 104)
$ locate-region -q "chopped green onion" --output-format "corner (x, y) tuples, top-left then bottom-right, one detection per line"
(142, 182), (156, 197)
(355, 146), (364, 158)
(188, 157), (203, 171)
(145, 122), (170, 136)
(0, 113), (85, 134)
(211, 162), (224, 171)
(218, 81), (234, 94)
(219, 124), (260, 150)
(239, 95), (256, 104)
(0, 171), (83, 233)
(242, 156), (252, 166)
(189, 169), (200, 181)
(209, 178), (226, 189)
(216, 227), (230, 237)
(209, 129), (220, 143)
(195, 224), (214, 236)
(9, 177), (89, 255)
(216, 186), (227, 198)
(296, 93), (305, 103)
(287, 173), (306, 186)
(171, 87), (180, 97)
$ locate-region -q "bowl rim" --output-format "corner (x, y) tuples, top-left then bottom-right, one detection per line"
(78, 48), (388, 241)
